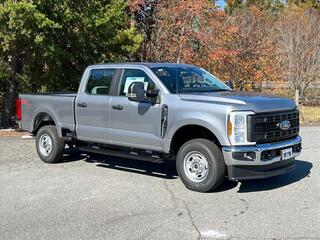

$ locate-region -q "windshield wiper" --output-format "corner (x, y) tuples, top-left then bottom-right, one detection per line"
(179, 88), (230, 93)
(204, 89), (230, 92)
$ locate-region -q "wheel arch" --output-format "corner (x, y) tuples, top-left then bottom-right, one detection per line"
(32, 111), (57, 135)
(169, 124), (222, 155)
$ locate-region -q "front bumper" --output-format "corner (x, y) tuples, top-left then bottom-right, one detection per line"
(222, 136), (302, 180)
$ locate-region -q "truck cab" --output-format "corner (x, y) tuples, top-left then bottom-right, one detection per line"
(17, 63), (302, 192)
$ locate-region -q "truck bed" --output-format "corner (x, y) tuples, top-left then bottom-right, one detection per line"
(19, 93), (77, 136)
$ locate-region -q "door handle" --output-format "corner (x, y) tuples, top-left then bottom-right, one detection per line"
(112, 104), (123, 110)
(77, 102), (87, 108)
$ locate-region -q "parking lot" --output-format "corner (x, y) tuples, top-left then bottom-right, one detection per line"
(0, 127), (319, 240)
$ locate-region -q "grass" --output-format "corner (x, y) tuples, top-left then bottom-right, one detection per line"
(0, 129), (28, 137)
(300, 106), (320, 125)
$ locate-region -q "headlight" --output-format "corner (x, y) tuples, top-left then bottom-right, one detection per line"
(227, 111), (255, 145)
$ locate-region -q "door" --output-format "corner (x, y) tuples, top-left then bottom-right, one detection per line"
(76, 68), (117, 143)
(110, 68), (163, 151)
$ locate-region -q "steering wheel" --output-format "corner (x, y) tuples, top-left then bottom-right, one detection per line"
(190, 82), (202, 88)
(191, 82), (210, 88)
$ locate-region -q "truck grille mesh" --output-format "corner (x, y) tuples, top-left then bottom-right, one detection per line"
(247, 110), (299, 143)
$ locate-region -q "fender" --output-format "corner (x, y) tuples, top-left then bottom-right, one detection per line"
(164, 116), (229, 153)
(31, 107), (61, 137)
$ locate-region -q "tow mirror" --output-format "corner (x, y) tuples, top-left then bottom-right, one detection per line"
(225, 80), (234, 90)
(128, 82), (146, 102)
(128, 82), (160, 104)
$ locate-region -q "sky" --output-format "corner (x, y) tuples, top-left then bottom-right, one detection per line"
(215, 0), (227, 8)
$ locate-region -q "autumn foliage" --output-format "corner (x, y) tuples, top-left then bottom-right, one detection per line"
(1, 0), (319, 127)
(212, 7), (282, 91)
(130, 0), (320, 97)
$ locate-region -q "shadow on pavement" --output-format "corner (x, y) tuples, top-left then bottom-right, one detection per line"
(58, 148), (89, 163)
(61, 150), (312, 192)
(212, 179), (239, 192)
(237, 160), (312, 193)
(87, 153), (178, 180)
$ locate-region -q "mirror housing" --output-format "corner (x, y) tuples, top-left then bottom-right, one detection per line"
(127, 82), (160, 104)
(128, 82), (146, 102)
(225, 80), (234, 90)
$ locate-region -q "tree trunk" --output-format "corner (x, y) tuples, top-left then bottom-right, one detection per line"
(295, 89), (300, 108)
(0, 81), (17, 128)
(0, 54), (21, 129)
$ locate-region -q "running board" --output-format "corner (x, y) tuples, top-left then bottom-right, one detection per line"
(79, 146), (164, 163)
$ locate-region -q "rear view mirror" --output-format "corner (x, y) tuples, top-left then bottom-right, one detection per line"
(225, 80), (234, 90)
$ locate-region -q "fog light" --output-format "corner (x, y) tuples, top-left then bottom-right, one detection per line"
(232, 152), (256, 161)
(261, 150), (277, 161)
(293, 144), (301, 153)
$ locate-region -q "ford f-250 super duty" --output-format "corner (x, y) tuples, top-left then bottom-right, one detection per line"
(17, 63), (302, 192)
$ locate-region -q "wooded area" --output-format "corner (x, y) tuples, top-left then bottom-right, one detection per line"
(1, 0), (320, 128)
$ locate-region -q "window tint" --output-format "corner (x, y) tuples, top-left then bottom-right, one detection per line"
(151, 67), (230, 93)
(120, 69), (156, 96)
(152, 67), (177, 93)
(176, 68), (229, 92)
(86, 69), (115, 95)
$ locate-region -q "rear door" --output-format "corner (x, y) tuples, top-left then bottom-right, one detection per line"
(75, 68), (118, 143)
(109, 68), (163, 151)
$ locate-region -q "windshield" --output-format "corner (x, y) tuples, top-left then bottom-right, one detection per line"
(151, 66), (231, 93)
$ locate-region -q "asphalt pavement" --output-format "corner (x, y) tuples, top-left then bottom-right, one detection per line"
(0, 127), (319, 240)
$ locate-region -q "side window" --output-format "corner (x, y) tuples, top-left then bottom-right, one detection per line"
(120, 69), (156, 96)
(152, 67), (177, 93)
(86, 69), (115, 95)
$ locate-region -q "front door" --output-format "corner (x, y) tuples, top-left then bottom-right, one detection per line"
(110, 68), (163, 151)
(75, 68), (117, 143)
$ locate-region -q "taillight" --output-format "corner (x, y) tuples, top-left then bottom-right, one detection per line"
(16, 98), (22, 121)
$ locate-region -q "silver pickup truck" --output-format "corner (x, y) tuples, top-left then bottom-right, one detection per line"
(17, 63), (302, 192)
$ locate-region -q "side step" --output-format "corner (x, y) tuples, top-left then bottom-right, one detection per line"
(79, 145), (164, 163)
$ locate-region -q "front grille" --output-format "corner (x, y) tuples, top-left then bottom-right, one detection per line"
(248, 110), (299, 143)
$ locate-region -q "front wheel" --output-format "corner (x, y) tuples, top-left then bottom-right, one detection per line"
(36, 125), (65, 163)
(176, 139), (226, 192)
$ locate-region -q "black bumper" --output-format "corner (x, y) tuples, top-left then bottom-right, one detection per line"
(228, 160), (295, 180)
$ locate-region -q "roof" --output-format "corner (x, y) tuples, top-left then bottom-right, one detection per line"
(90, 62), (197, 68)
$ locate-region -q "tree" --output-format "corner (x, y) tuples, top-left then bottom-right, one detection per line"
(276, 7), (320, 102)
(0, 0), (142, 128)
(131, 1), (281, 92)
(129, 0), (159, 61)
(225, 0), (285, 14)
(287, 0), (320, 9)
(212, 7), (281, 91)
(0, 1), (59, 127)
(132, 0), (227, 67)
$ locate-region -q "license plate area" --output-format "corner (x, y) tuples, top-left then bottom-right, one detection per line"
(281, 148), (293, 160)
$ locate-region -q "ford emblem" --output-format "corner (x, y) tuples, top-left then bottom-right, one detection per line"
(278, 120), (291, 130)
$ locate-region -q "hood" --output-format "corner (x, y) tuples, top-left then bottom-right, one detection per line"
(179, 91), (297, 113)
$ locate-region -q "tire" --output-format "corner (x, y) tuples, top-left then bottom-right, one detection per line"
(176, 138), (226, 192)
(36, 125), (65, 163)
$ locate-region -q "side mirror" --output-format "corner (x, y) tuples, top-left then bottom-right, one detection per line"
(225, 80), (233, 90)
(128, 82), (146, 102)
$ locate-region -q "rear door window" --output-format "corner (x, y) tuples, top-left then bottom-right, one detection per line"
(86, 69), (116, 95)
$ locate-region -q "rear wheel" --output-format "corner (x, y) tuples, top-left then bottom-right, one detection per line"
(176, 138), (226, 192)
(36, 125), (65, 163)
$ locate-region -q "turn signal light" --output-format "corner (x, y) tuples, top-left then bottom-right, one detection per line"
(227, 119), (232, 137)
